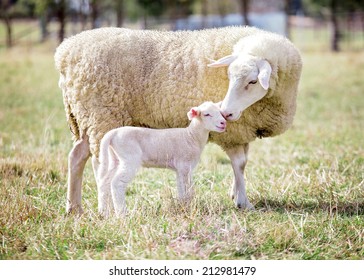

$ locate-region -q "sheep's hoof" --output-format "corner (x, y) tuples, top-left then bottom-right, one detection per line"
(230, 190), (236, 200)
(66, 204), (84, 216)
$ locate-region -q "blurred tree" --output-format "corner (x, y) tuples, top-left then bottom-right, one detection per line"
(55, 0), (66, 43)
(90, 0), (99, 28)
(137, 0), (164, 28)
(238, 0), (250, 26)
(32, 0), (68, 43)
(303, 0), (364, 51)
(201, 0), (207, 28)
(33, 0), (53, 42)
(330, 0), (339, 51)
(0, 0), (14, 47)
(164, 0), (196, 29)
(115, 0), (124, 27)
(285, 0), (291, 39)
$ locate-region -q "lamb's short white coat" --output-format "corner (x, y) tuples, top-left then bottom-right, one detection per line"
(95, 102), (226, 216)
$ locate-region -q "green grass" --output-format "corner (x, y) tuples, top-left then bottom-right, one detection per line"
(0, 41), (363, 260)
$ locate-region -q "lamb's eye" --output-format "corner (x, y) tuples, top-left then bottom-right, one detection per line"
(204, 113), (211, 117)
(249, 80), (257, 85)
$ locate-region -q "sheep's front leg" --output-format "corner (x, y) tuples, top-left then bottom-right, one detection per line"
(226, 144), (254, 210)
(176, 167), (194, 201)
(67, 134), (90, 214)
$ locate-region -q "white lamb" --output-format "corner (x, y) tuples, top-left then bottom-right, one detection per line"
(95, 101), (226, 216)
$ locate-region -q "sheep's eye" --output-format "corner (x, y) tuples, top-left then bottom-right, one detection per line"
(204, 113), (211, 117)
(249, 80), (257, 85)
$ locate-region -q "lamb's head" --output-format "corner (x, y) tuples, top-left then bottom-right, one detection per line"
(187, 101), (227, 133)
(208, 54), (272, 121)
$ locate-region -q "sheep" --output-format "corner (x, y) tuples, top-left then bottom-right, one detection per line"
(95, 101), (226, 216)
(54, 26), (302, 214)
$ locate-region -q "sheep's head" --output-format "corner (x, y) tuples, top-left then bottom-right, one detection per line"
(187, 101), (226, 133)
(208, 54), (272, 121)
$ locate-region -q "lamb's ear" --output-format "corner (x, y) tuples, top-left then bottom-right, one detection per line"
(187, 107), (201, 120)
(257, 60), (272, 90)
(207, 55), (237, 68)
(215, 101), (223, 108)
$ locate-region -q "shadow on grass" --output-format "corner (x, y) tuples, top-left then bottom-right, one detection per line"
(254, 199), (364, 217)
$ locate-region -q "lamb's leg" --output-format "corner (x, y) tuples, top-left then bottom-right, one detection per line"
(67, 133), (91, 214)
(110, 163), (138, 216)
(91, 155), (99, 184)
(176, 167), (194, 201)
(97, 167), (116, 217)
(93, 155), (115, 217)
(225, 144), (254, 210)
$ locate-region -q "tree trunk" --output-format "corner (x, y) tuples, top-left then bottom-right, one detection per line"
(285, 0), (291, 39)
(1, 0), (12, 48)
(116, 0), (124, 27)
(169, 2), (177, 30)
(57, 0), (66, 43)
(240, 0), (250, 26)
(91, 0), (100, 29)
(201, 0), (208, 29)
(80, 0), (88, 31)
(330, 0), (340, 52)
(4, 14), (12, 48)
(217, 0), (227, 26)
(142, 10), (148, 29)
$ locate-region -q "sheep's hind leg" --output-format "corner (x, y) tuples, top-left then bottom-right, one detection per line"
(225, 144), (254, 210)
(67, 133), (91, 215)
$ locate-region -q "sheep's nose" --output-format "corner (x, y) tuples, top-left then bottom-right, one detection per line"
(222, 112), (233, 120)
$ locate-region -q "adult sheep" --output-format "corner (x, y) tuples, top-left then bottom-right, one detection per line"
(55, 26), (302, 214)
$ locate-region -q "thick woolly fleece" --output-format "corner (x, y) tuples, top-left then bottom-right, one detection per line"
(55, 26), (302, 156)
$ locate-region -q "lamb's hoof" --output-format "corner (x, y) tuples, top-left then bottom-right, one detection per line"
(236, 201), (255, 211)
(98, 209), (110, 219)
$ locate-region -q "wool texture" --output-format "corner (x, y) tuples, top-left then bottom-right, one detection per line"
(55, 26), (302, 156)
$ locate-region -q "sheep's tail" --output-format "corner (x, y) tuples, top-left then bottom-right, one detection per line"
(65, 103), (80, 140)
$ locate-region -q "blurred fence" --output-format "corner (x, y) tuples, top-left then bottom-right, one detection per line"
(0, 12), (363, 52)
(291, 12), (364, 52)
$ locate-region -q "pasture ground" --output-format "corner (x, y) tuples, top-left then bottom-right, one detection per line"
(0, 42), (363, 260)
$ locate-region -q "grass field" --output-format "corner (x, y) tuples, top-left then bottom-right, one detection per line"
(0, 40), (363, 260)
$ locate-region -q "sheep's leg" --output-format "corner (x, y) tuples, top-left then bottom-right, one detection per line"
(110, 163), (138, 216)
(67, 134), (90, 214)
(176, 168), (194, 201)
(226, 144), (254, 210)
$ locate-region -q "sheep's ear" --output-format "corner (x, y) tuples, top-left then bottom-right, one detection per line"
(257, 60), (272, 90)
(207, 55), (237, 68)
(187, 107), (200, 120)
